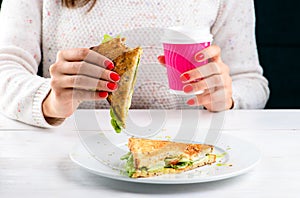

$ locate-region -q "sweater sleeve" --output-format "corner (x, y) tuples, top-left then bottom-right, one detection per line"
(211, 0), (270, 109)
(0, 0), (56, 128)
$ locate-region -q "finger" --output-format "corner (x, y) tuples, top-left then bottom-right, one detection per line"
(57, 48), (114, 70)
(186, 88), (231, 109)
(60, 61), (120, 82)
(205, 101), (230, 112)
(182, 75), (225, 94)
(200, 87), (216, 96)
(203, 95), (233, 112)
(194, 45), (221, 62)
(157, 55), (166, 65)
(57, 48), (89, 61)
(84, 50), (114, 70)
(69, 89), (109, 100)
(57, 75), (119, 92)
(180, 62), (222, 83)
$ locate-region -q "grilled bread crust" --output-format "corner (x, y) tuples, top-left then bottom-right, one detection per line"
(91, 37), (127, 60)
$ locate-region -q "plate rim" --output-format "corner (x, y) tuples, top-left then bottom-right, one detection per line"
(69, 133), (261, 184)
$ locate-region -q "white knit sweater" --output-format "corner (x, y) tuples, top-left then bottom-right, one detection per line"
(0, 0), (269, 128)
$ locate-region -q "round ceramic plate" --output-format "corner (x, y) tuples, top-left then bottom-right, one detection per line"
(70, 133), (261, 184)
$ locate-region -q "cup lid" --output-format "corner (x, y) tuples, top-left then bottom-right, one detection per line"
(161, 26), (213, 44)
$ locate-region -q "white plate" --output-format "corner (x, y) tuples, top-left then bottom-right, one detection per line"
(70, 133), (261, 184)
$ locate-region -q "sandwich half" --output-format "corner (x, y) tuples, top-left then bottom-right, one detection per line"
(121, 137), (216, 178)
(91, 36), (142, 133)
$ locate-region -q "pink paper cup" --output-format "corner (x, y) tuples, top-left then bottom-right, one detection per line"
(162, 27), (213, 95)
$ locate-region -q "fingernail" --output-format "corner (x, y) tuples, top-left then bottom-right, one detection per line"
(99, 91), (108, 98)
(107, 82), (118, 90)
(195, 53), (205, 62)
(157, 55), (165, 64)
(110, 72), (120, 82)
(180, 73), (191, 82)
(187, 98), (196, 106)
(183, 84), (193, 93)
(104, 60), (114, 70)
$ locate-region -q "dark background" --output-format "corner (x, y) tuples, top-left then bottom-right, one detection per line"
(0, 1), (299, 109)
(254, 1), (300, 109)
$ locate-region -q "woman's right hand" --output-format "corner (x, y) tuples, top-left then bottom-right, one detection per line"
(42, 48), (120, 120)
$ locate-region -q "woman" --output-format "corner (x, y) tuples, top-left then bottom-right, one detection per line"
(0, 0), (269, 127)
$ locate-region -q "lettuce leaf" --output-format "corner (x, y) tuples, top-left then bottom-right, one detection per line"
(102, 34), (113, 43)
(102, 34), (121, 43)
(120, 152), (136, 177)
(110, 108), (122, 133)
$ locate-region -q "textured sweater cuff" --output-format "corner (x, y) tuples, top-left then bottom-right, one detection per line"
(32, 79), (62, 128)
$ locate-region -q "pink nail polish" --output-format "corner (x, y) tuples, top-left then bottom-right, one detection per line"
(183, 84), (193, 93)
(195, 53), (205, 62)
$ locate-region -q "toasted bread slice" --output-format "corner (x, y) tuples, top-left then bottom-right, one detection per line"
(122, 137), (216, 178)
(91, 37), (128, 60)
(92, 37), (142, 131)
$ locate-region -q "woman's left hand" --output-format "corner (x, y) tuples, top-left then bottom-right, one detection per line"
(158, 45), (233, 112)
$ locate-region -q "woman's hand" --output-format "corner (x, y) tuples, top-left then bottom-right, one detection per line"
(42, 48), (120, 119)
(158, 45), (233, 112)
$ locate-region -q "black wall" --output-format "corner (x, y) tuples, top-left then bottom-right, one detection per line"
(255, 1), (300, 109)
(0, 0), (299, 108)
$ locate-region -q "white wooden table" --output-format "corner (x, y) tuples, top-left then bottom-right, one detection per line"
(1, 110), (300, 198)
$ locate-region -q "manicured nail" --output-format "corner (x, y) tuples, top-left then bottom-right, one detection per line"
(180, 73), (191, 82)
(183, 84), (194, 93)
(157, 55), (165, 64)
(104, 60), (114, 70)
(110, 72), (120, 82)
(195, 53), (205, 62)
(187, 98), (196, 106)
(107, 82), (118, 90)
(99, 91), (108, 98)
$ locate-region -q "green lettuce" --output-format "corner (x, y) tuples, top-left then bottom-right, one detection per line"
(102, 34), (113, 43)
(102, 34), (121, 43)
(121, 154), (197, 177)
(121, 152), (136, 177)
(164, 157), (192, 169)
(110, 108), (122, 133)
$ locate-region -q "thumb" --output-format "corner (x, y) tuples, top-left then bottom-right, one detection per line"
(157, 55), (166, 66)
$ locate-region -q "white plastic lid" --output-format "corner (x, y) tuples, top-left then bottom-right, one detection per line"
(161, 26), (213, 44)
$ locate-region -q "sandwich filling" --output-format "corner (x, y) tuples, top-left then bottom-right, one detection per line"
(110, 108), (122, 133)
(121, 152), (215, 177)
